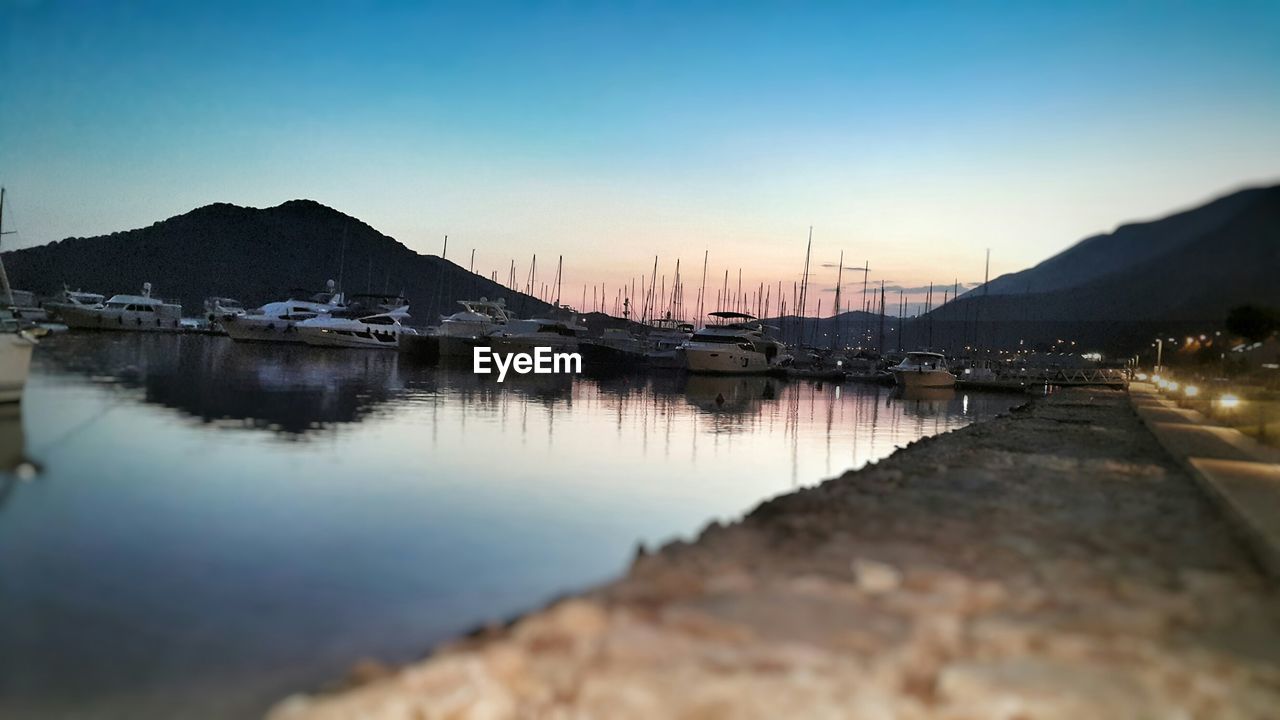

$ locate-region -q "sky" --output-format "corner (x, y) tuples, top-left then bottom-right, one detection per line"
(2, 1), (1278, 315)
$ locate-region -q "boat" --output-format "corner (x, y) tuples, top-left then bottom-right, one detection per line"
(295, 305), (417, 349)
(489, 314), (585, 353)
(43, 286), (106, 322)
(644, 318), (694, 369)
(0, 289), (48, 323)
(435, 298), (516, 358)
(0, 188), (38, 402)
(681, 311), (784, 375)
(0, 322), (37, 403)
(223, 282), (346, 343)
(579, 328), (647, 371)
(54, 282), (184, 332)
(889, 351), (956, 388)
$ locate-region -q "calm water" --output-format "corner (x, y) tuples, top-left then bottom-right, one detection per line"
(0, 333), (1016, 719)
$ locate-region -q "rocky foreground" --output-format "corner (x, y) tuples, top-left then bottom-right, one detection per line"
(270, 389), (1280, 719)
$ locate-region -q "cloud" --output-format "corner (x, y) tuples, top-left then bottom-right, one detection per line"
(880, 281), (983, 294)
(818, 262), (870, 272)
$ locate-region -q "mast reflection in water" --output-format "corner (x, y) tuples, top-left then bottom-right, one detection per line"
(1, 333), (1015, 720)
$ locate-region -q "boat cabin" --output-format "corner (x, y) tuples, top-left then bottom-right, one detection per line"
(898, 352), (949, 371)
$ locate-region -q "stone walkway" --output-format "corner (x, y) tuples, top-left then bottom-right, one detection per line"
(270, 388), (1280, 720)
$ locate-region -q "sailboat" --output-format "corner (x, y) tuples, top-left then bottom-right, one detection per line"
(0, 188), (39, 403)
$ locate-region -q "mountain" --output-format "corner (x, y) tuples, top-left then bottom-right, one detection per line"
(945, 184), (1280, 322)
(972, 185), (1276, 298)
(2, 200), (554, 323)
(918, 184), (1280, 354)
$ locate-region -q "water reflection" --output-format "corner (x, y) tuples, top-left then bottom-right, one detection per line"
(4, 333), (1018, 720)
(0, 403), (37, 512)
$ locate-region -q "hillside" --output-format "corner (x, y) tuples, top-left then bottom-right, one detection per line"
(970, 184), (1278, 298)
(2, 200), (553, 324)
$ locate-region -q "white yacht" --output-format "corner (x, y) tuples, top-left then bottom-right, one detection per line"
(890, 351), (956, 388)
(489, 315), (585, 353)
(681, 311), (784, 374)
(296, 305), (417, 349)
(437, 298), (516, 357)
(223, 282), (346, 343)
(58, 282), (184, 332)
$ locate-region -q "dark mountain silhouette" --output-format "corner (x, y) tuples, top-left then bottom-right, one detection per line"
(937, 184), (1280, 323)
(969, 184), (1276, 298)
(3, 199), (554, 323)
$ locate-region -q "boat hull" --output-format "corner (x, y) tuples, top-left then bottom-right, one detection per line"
(399, 333), (441, 363)
(683, 346), (772, 375)
(223, 316), (308, 343)
(59, 305), (184, 333)
(645, 348), (686, 370)
(297, 326), (409, 349)
(0, 332), (36, 403)
(892, 368), (957, 388)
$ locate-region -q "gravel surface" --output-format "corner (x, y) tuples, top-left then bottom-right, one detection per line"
(270, 388), (1280, 720)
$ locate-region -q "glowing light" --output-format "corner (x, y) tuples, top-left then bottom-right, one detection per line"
(1219, 394), (1241, 409)
(1152, 374), (1162, 383)
(1168, 381), (1180, 391)
(1136, 373), (1149, 381)
(1184, 386), (1199, 397)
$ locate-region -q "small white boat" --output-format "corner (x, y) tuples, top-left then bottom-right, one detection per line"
(296, 305), (417, 349)
(57, 282), (184, 332)
(44, 286), (106, 322)
(436, 298), (516, 357)
(890, 351), (956, 388)
(0, 289), (48, 323)
(223, 282), (345, 343)
(681, 311), (783, 375)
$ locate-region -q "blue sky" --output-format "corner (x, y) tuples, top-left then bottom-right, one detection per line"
(2, 1), (1278, 311)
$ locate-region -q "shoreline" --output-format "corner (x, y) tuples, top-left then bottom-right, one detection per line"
(270, 387), (1280, 719)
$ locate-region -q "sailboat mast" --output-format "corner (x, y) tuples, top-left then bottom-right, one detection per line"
(0, 187), (13, 306)
(697, 250), (708, 321)
(833, 250), (844, 350)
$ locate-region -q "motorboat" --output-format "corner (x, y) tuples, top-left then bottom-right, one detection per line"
(489, 315), (585, 353)
(44, 286), (106, 322)
(681, 311), (784, 375)
(295, 305), (417, 349)
(58, 282), (184, 332)
(0, 289), (48, 323)
(644, 318), (694, 369)
(436, 298), (516, 358)
(890, 351), (956, 388)
(223, 282), (346, 343)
